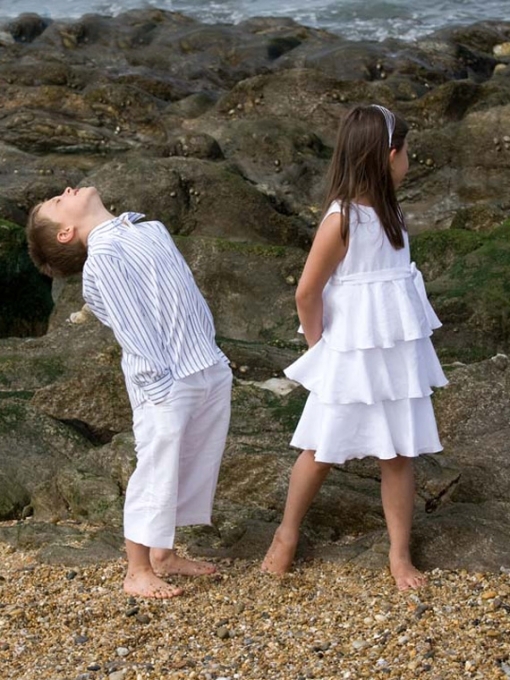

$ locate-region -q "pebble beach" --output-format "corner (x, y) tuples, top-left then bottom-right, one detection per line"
(1, 540), (509, 680)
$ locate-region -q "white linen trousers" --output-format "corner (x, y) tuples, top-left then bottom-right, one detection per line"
(125, 361), (232, 548)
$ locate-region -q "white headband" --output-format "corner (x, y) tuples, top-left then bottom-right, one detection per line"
(371, 104), (395, 147)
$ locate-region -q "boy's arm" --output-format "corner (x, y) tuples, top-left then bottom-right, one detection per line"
(84, 254), (173, 404)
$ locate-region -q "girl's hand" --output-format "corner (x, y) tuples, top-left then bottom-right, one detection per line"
(296, 211), (347, 347)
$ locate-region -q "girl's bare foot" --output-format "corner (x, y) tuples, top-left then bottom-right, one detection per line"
(261, 527), (298, 574)
(123, 569), (183, 599)
(151, 552), (217, 577)
(390, 554), (427, 591)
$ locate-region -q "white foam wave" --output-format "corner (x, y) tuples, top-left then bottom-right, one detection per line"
(0, 0), (506, 42)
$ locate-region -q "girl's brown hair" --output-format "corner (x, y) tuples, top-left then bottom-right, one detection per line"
(322, 104), (409, 249)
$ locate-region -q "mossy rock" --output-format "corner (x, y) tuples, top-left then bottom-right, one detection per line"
(411, 221), (510, 361)
(411, 228), (485, 280)
(0, 353), (66, 391)
(0, 219), (53, 338)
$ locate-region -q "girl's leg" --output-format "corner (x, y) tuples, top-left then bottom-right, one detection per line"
(379, 455), (426, 590)
(262, 449), (332, 574)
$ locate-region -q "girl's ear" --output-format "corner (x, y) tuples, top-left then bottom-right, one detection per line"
(57, 225), (76, 244)
(389, 148), (398, 164)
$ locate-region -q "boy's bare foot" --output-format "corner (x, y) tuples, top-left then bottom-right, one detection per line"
(123, 570), (183, 599)
(151, 553), (217, 577)
(390, 555), (427, 591)
(261, 527), (298, 574)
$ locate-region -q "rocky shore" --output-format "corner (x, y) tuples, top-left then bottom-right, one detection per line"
(1, 12), (510, 670)
(1, 540), (510, 680)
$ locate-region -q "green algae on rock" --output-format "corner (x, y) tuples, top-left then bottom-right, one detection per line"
(0, 219), (53, 338)
(411, 221), (510, 362)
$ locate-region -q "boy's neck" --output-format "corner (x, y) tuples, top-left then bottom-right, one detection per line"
(80, 208), (116, 245)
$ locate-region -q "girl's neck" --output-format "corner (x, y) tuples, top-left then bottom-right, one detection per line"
(353, 195), (372, 207)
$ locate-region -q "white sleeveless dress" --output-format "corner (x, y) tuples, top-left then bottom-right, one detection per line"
(285, 201), (448, 464)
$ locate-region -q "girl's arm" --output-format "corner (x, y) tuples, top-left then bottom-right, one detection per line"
(296, 212), (347, 347)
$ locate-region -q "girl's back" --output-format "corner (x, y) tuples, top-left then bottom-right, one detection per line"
(326, 201), (410, 277)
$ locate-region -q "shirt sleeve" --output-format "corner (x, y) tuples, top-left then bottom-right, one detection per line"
(83, 253), (173, 403)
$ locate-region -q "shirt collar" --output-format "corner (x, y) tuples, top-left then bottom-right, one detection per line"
(87, 212), (145, 246)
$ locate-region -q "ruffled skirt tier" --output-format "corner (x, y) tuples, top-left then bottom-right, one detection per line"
(285, 337), (447, 405)
(289, 392), (443, 463)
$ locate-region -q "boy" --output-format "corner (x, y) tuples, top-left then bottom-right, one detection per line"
(26, 186), (232, 599)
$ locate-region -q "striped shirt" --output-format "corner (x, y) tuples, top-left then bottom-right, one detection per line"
(82, 212), (227, 409)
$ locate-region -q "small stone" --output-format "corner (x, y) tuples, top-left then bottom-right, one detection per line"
(126, 606), (140, 617)
(74, 635), (88, 644)
(500, 662), (510, 677)
(239, 365), (249, 374)
(116, 646), (130, 657)
(216, 626), (230, 639)
(491, 353), (508, 370)
(66, 570), (78, 580)
(136, 613), (151, 624)
(351, 639), (366, 650)
(109, 672), (126, 680)
(170, 191), (177, 197)
(481, 590), (498, 600)
(86, 663), (101, 671)
(286, 275), (296, 285)
(425, 158), (434, 167)
(493, 42), (510, 56)
(414, 604), (431, 618)
(234, 602), (245, 614)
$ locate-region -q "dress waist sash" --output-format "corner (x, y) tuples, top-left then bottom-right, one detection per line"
(330, 264), (415, 285)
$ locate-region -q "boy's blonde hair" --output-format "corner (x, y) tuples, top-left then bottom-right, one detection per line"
(26, 204), (87, 277)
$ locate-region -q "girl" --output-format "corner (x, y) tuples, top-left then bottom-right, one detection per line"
(261, 105), (447, 590)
